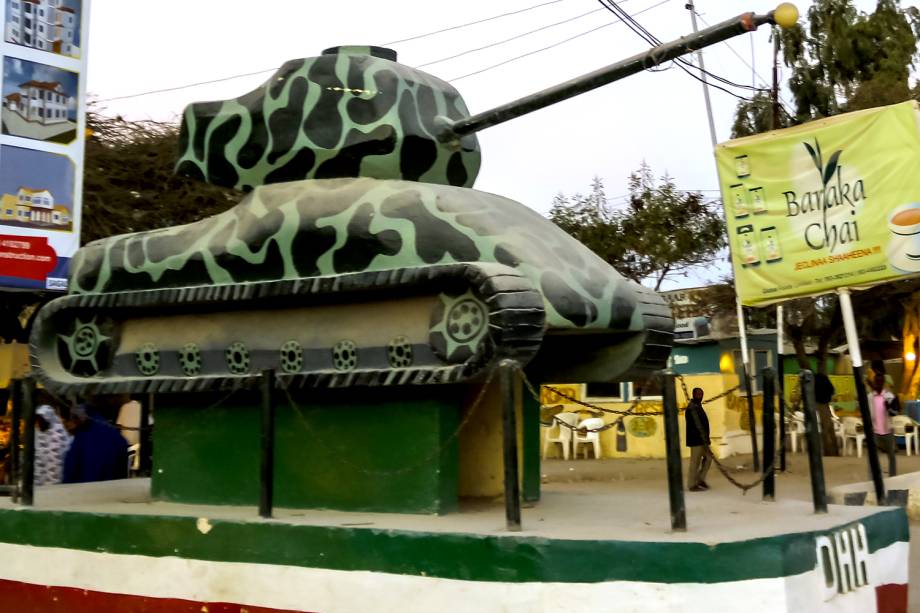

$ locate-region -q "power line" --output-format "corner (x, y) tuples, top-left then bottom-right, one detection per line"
(418, 5), (611, 68)
(383, 0), (569, 46)
(693, 10), (797, 112)
(97, 68), (277, 103)
(597, 0), (759, 101)
(448, 0), (673, 82)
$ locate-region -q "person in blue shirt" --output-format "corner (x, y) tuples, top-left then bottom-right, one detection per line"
(62, 402), (129, 484)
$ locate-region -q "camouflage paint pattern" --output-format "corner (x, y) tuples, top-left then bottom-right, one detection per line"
(175, 46), (481, 191)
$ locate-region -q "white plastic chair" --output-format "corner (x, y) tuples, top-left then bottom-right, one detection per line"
(788, 412), (806, 453)
(830, 410), (845, 451)
(893, 415), (918, 456)
(842, 417), (865, 458)
(573, 417), (605, 459)
(542, 412), (579, 460)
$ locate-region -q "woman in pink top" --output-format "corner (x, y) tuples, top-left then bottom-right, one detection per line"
(870, 372), (900, 476)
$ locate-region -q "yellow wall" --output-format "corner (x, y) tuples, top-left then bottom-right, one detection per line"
(0, 343), (29, 387)
(540, 373), (760, 459)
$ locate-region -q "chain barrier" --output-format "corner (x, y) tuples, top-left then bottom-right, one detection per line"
(681, 376), (779, 494)
(533, 367), (775, 493)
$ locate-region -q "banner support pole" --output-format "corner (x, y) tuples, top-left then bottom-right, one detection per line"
(777, 304), (786, 471)
(737, 297), (760, 472)
(838, 288), (886, 504)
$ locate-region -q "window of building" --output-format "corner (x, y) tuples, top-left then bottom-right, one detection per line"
(5, 209), (11, 216)
(38, 24), (43, 33)
(628, 378), (663, 400)
(11, 1), (19, 8)
(584, 382), (623, 401)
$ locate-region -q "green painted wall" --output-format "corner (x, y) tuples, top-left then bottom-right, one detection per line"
(0, 505), (906, 584)
(152, 388), (461, 514)
(672, 343), (721, 375)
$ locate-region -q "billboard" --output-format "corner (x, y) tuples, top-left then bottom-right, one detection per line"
(0, 0), (88, 291)
(716, 101), (920, 307)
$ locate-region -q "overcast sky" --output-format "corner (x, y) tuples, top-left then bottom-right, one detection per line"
(84, 0), (897, 289)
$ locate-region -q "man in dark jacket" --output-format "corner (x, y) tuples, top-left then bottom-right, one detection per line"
(63, 402), (129, 484)
(685, 387), (711, 491)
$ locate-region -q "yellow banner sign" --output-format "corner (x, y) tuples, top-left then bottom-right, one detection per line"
(716, 101), (920, 306)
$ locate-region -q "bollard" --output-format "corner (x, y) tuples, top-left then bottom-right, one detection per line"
(20, 378), (34, 506)
(853, 365), (886, 505)
(741, 363), (760, 472)
(500, 360), (522, 531)
(661, 370), (686, 531)
(139, 393), (153, 475)
(259, 369), (276, 519)
(799, 370), (828, 513)
(9, 379), (21, 502)
(761, 368), (776, 501)
(778, 363), (787, 472)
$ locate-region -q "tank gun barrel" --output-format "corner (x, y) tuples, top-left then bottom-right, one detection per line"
(438, 4), (797, 141)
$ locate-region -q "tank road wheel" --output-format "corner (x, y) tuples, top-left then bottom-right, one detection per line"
(57, 317), (112, 377)
(178, 343), (202, 377)
(135, 343), (160, 376)
(387, 336), (413, 368)
(332, 340), (358, 372)
(429, 291), (489, 363)
(280, 340), (304, 374)
(226, 342), (250, 374)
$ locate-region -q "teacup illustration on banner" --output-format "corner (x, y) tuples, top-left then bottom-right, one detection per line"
(887, 202), (920, 272)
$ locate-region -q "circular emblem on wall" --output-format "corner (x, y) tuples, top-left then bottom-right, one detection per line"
(627, 415), (657, 438)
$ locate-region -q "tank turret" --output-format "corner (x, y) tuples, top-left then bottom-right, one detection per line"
(175, 46), (481, 191)
(30, 7), (796, 395)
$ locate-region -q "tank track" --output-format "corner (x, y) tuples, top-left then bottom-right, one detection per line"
(30, 263), (545, 396)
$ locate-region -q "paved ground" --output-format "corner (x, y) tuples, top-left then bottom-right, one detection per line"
(543, 452), (920, 610)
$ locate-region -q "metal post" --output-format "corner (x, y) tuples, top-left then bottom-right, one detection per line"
(737, 299), (760, 471)
(761, 368), (776, 501)
(259, 369), (276, 519)
(777, 304), (787, 471)
(661, 369), (686, 531)
(771, 26), (781, 130)
(499, 359), (522, 531)
(139, 393), (153, 475)
(799, 370), (828, 513)
(687, 0), (718, 147)
(838, 288), (886, 504)
(20, 378), (34, 506)
(9, 378), (21, 501)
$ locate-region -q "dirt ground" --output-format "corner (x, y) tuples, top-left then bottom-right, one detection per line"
(542, 451), (920, 611)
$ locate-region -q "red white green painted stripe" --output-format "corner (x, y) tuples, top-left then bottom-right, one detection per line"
(0, 507), (906, 612)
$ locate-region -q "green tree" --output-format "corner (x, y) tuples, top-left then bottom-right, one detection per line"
(81, 110), (242, 243)
(549, 164), (726, 291)
(731, 0), (920, 134)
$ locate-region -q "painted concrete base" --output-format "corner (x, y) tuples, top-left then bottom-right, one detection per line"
(0, 480), (907, 612)
(829, 470), (920, 520)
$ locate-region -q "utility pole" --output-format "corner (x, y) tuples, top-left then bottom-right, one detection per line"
(686, 0), (717, 147)
(688, 0), (760, 471)
(771, 26), (780, 130)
